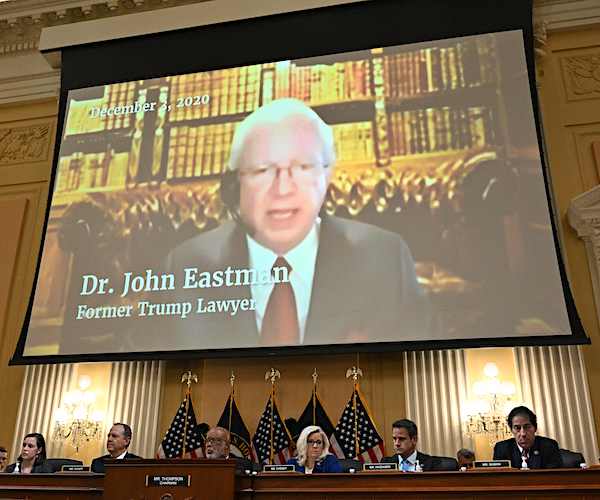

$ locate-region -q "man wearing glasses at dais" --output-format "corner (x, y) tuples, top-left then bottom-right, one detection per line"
(165, 98), (429, 349)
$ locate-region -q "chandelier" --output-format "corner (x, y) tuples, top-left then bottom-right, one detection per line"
(463, 363), (516, 445)
(53, 376), (104, 452)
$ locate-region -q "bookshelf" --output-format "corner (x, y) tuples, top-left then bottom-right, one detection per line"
(55, 33), (504, 208)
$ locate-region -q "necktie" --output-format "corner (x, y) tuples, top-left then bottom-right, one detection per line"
(401, 459), (411, 472)
(261, 257), (299, 345)
(521, 449), (529, 469)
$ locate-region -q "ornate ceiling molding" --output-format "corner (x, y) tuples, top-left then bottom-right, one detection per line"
(534, 0), (600, 31)
(0, 0), (208, 58)
(0, 0), (599, 105)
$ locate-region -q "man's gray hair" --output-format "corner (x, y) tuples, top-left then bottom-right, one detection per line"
(227, 98), (336, 172)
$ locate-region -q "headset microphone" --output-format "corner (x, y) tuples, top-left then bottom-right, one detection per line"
(220, 170), (255, 236)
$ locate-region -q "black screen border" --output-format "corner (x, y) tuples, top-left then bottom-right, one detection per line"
(10, 0), (588, 366)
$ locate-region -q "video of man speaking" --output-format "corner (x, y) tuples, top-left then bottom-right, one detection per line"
(22, 30), (571, 357)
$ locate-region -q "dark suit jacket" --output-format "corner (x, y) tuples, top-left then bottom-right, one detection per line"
(140, 216), (430, 351)
(4, 460), (53, 473)
(229, 456), (258, 474)
(287, 454), (343, 473)
(493, 436), (562, 469)
(382, 451), (457, 471)
(90, 452), (141, 473)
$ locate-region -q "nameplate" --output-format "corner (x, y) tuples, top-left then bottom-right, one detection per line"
(363, 463), (398, 471)
(61, 465), (89, 472)
(145, 475), (191, 487)
(263, 464), (296, 473)
(474, 460), (511, 468)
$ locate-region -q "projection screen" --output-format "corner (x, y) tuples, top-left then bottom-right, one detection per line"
(11, 0), (587, 362)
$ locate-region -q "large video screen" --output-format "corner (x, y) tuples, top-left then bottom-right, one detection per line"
(19, 29), (578, 358)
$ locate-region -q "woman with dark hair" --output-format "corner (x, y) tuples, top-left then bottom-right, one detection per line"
(4, 433), (53, 473)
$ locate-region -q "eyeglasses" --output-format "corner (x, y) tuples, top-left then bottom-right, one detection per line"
(206, 438), (226, 445)
(238, 163), (328, 185)
(307, 439), (323, 447)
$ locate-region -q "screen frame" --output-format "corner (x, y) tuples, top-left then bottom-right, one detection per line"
(10, 0), (588, 365)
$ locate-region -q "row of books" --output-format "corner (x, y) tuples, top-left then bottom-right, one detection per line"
(168, 58), (372, 123)
(388, 106), (496, 156)
(165, 119), (377, 180)
(383, 38), (497, 98)
(167, 40), (497, 124)
(102, 82), (137, 130)
(268, 60), (372, 105)
(166, 122), (238, 179)
(168, 67), (261, 122)
(55, 151), (129, 192)
(332, 121), (376, 162)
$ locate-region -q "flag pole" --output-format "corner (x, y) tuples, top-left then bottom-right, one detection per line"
(346, 363), (363, 460)
(312, 368), (318, 425)
(180, 370), (198, 458)
(229, 370), (235, 432)
(265, 368), (281, 464)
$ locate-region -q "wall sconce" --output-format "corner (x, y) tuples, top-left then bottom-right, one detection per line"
(463, 362), (516, 445)
(53, 375), (104, 452)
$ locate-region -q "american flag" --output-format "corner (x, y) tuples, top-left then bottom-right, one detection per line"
(332, 387), (385, 463)
(252, 394), (292, 464)
(297, 390), (343, 458)
(157, 393), (205, 458)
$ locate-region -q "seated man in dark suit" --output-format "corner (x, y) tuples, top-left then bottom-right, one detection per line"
(91, 423), (141, 473)
(382, 419), (457, 471)
(205, 426), (254, 473)
(493, 406), (562, 469)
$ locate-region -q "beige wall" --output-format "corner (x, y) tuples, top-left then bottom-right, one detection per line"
(0, 98), (57, 454)
(536, 26), (600, 442)
(464, 348), (519, 460)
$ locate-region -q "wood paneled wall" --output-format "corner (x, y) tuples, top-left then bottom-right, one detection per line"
(159, 353), (405, 454)
(0, 98), (57, 453)
(537, 26), (600, 442)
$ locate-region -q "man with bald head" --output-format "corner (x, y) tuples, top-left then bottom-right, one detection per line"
(205, 426), (255, 473)
(163, 98), (428, 349)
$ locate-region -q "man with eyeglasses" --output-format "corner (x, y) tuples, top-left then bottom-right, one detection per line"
(493, 406), (562, 469)
(205, 427), (254, 473)
(164, 97), (428, 349)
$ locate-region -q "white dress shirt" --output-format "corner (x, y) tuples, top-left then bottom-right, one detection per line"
(246, 221), (319, 344)
(399, 450), (418, 471)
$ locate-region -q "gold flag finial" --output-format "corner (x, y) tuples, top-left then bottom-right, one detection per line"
(181, 370), (198, 389)
(265, 368), (281, 385)
(312, 368), (318, 386)
(345, 366), (363, 382)
(230, 370), (236, 388)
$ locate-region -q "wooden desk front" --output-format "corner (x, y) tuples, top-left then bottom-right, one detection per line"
(241, 468), (600, 500)
(2, 467), (600, 499)
(0, 473), (103, 499)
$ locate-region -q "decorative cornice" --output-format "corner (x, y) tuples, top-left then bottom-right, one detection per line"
(568, 185), (600, 239)
(0, 0), (599, 105)
(568, 184), (600, 331)
(0, 0), (209, 57)
(534, 0), (600, 31)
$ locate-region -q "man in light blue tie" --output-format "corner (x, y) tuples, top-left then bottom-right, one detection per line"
(382, 419), (458, 472)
